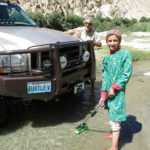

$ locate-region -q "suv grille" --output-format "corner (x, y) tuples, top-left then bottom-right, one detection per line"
(59, 46), (79, 60)
(59, 46), (82, 69)
(31, 52), (51, 69)
(30, 50), (54, 77)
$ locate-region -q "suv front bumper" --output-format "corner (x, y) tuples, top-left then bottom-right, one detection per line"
(0, 67), (91, 101)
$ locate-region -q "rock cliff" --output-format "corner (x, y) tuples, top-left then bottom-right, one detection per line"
(14, 0), (150, 20)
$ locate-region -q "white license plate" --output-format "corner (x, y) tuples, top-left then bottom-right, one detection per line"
(27, 81), (51, 94)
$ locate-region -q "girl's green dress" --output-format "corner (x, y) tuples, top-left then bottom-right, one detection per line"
(101, 49), (132, 122)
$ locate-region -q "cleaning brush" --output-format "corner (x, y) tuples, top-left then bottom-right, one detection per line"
(75, 97), (109, 134)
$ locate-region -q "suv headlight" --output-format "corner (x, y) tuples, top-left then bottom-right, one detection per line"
(82, 51), (90, 63)
(60, 56), (67, 69)
(0, 54), (28, 73)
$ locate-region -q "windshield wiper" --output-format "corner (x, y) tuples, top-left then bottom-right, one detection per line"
(14, 24), (37, 27)
(0, 24), (14, 26)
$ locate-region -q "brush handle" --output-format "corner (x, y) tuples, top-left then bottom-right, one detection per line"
(104, 97), (109, 109)
(90, 97), (109, 117)
(104, 97), (109, 105)
(90, 111), (97, 117)
(90, 104), (101, 117)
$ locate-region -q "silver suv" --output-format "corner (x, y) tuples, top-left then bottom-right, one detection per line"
(0, 0), (96, 125)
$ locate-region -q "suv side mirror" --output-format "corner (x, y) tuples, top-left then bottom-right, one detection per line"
(38, 19), (43, 27)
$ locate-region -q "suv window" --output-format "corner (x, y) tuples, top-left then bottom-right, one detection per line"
(0, 1), (37, 26)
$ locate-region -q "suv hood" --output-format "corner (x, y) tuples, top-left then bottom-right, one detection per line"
(0, 27), (78, 51)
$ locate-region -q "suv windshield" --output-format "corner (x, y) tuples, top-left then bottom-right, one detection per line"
(0, 1), (37, 26)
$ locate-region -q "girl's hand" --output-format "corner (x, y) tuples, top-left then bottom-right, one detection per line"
(99, 98), (105, 108)
(109, 87), (115, 98)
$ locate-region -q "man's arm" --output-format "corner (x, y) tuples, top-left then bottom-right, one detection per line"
(66, 29), (76, 35)
(66, 29), (81, 39)
(93, 41), (102, 47)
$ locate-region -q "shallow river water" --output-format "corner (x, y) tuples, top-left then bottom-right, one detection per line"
(0, 60), (150, 150)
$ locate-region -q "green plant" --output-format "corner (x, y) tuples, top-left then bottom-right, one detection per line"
(102, 21), (115, 31)
(26, 12), (150, 33)
(93, 15), (106, 23)
(131, 22), (150, 32)
(64, 14), (84, 30)
(140, 16), (150, 22)
(131, 18), (137, 24)
(129, 50), (150, 61)
(113, 18), (124, 26)
(28, 11), (46, 27)
(45, 12), (65, 31)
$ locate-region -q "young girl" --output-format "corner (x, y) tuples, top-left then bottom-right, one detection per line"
(99, 30), (132, 150)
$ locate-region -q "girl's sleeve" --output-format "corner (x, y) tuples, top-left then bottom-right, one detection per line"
(115, 50), (132, 89)
(101, 58), (108, 98)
